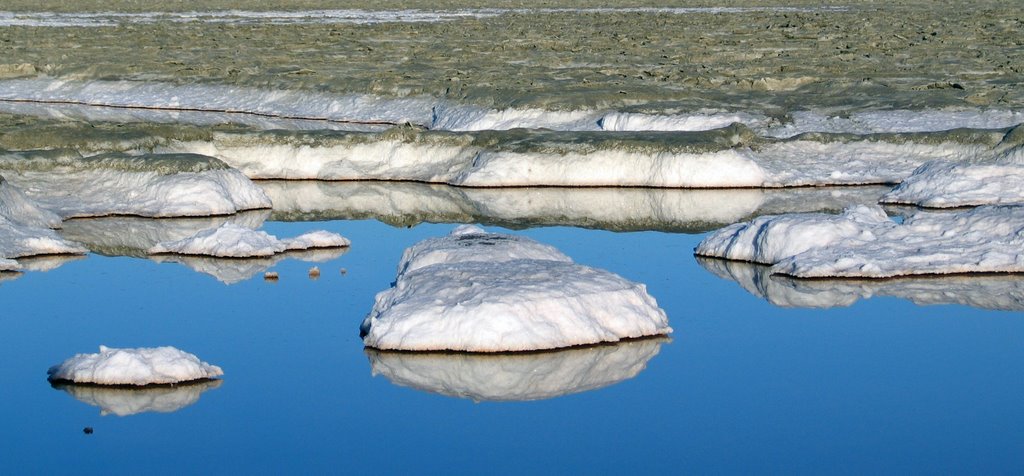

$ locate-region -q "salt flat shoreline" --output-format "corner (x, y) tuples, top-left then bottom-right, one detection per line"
(0, 1), (1018, 112)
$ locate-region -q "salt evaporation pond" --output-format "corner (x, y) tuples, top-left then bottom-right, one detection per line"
(2, 0), (1024, 473)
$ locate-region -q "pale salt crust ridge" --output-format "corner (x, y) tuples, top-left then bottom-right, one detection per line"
(696, 205), (1024, 279)
(47, 345), (223, 386)
(52, 380), (222, 416)
(361, 226), (671, 352)
(698, 258), (1024, 311)
(148, 223), (349, 258)
(0, 151), (271, 218)
(0, 217), (87, 262)
(366, 338), (665, 401)
(1, 79), (1020, 135)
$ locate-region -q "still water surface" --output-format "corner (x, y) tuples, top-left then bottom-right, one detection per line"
(2, 218), (1023, 473)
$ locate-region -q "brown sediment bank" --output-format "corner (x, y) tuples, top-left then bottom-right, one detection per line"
(0, 1), (1018, 112)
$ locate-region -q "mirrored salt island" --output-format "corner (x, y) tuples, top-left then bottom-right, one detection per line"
(366, 338), (667, 402)
(361, 226), (671, 352)
(50, 379), (223, 417)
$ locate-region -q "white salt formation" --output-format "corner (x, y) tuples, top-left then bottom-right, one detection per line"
(148, 223), (349, 258)
(696, 205), (1024, 278)
(47, 345), (223, 386)
(0, 151), (271, 219)
(361, 226), (671, 352)
(882, 141), (1024, 208)
(51, 379), (222, 416)
(150, 247), (347, 285)
(0, 175), (86, 265)
(366, 338), (666, 401)
(698, 258), (1024, 311)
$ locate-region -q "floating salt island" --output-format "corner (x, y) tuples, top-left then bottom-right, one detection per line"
(695, 204), (1024, 279)
(360, 225), (671, 352)
(147, 223), (350, 258)
(47, 346), (223, 386)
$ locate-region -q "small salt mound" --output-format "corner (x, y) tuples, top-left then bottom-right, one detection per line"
(696, 205), (1024, 278)
(361, 227), (671, 352)
(47, 345), (223, 386)
(148, 223), (349, 258)
(51, 379), (222, 416)
(395, 224), (570, 277)
(366, 338), (666, 401)
(882, 144), (1024, 208)
(282, 230), (351, 250)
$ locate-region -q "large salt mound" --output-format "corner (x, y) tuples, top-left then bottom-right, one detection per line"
(47, 346), (223, 386)
(0, 175), (85, 265)
(51, 379), (222, 416)
(0, 151), (271, 218)
(361, 226), (671, 352)
(695, 205), (1024, 278)
(148, 223), (349, 258)
(366, 338), (666, 401)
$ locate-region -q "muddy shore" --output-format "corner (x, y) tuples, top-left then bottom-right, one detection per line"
(0, 1), (1019, 111)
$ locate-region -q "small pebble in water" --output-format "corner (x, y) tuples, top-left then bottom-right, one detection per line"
(83, 427), (93, 435)
(308, 266), (320, 279)
(264, 271), (279, 281)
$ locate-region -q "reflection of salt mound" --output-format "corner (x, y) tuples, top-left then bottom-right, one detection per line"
(366, 338), (666, 401)
(263, 180), (888, 233)
(150, 247), (348, 284)
(148, 223), (349, 258)
(58, 211), (269, 257)
(362, 226), (671, 352)
(0, 151), (271, 218)
(51, 379), (222, 417)
(696, 205), (1024, 278)
(698, 257), (1024, 311)
(48, 346), (223, 386)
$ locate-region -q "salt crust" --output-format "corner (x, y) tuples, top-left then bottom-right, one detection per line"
(47, 346), (223, 386)
(366, 338), (665, 401)
(883, 144), (1024, 207)
(361, 226), (671, 352)
(696, 205), (1024, 278)
(0, 152), (272, 219)
(148, 223), (350, 258)
(52, 379), (222, 416)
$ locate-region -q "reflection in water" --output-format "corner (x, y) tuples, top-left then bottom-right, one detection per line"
(698, 257), (1024, 311)
(59, 210), (270, 257)
(50, 379), (222, 417)
(366, 337), (667, 402)
(262, 180), (889, 232)
(16, 254), (87, 272)
(150, 247), (348, 284)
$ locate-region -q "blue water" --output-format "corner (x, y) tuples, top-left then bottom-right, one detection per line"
(2, 219), (1023, 474)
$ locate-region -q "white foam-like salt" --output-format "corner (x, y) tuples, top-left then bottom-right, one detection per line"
(47, 345), (223, 386)
(361, 226), (671, 352)
(148, 223), (349, 258)
(882, 145), (1024, 207)
(696, 205), (1024, 278)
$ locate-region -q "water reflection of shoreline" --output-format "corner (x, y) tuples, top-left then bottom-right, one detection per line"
(698, 257), (1024, 311)
(366, 337), (667, 402)
(50, 379), (222, 416)
(263, 180), (888, 233)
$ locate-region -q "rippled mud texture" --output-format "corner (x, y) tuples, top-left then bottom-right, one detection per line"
(0, 0), (1020, 112)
